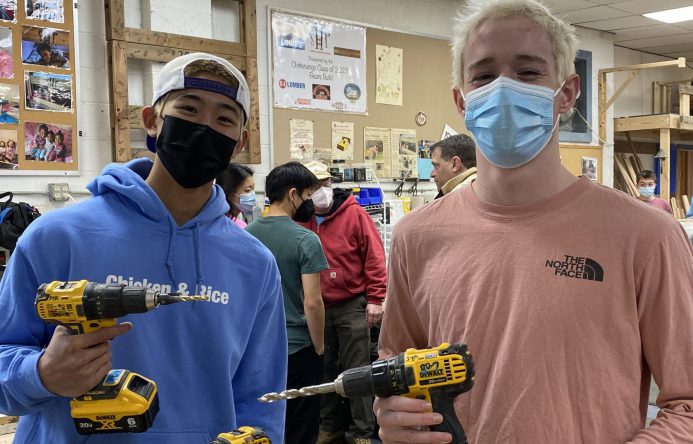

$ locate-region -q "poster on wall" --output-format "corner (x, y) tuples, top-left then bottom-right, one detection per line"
(25, 71), (72, 111)
(331, 121), (354, 161)
(0, 83), (19, 123)
(375, 45), (402, 106)
(272, 11), (367, 114)
(26, 0), (64, 24)
(22, 26), (70, 68)
(0, 26), (12, 78)
(440, 124), (458, 141)
(363, 126), (391, 178)
(0, 1), (15, 23)
(289, 118), (314, 161)
(313, 147), (332, 165)
(391, 128), (417, 179)
(0, 128), (18, 169)
(581, 156), (598, 181)
(23, 121), (73, 165)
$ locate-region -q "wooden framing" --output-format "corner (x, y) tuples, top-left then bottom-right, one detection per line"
(104, 0), (261, 164)
(598, 58), (691, 201)
(0, 415), (17, 426)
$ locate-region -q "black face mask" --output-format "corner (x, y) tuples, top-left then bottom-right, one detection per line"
(292, 194), (315, 223)
(156, 115), (238, 189)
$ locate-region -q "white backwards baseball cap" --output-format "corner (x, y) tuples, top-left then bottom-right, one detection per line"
(147, 52), (250, 152)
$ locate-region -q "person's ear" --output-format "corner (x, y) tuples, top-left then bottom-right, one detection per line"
(288, 187), (298, 203)
(142, 106), (158, 139)
(451, 156), (463, 173)
(232, 128), (249, 159)
(452, 86), (466, 118)
(557, 74), (580, 114)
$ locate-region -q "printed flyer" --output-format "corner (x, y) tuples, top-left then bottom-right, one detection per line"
(272, 11), (367, 113)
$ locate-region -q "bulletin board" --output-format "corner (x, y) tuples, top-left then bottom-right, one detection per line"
(271, 20), (603, 181)
(0, 0), (77, 172)
(272, 25), (464, 172)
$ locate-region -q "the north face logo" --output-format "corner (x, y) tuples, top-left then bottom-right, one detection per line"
(545, 255), (604, 282)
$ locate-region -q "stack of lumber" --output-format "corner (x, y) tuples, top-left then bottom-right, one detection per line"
(614, 152), (641, 197)
(672, 194), (690, 219)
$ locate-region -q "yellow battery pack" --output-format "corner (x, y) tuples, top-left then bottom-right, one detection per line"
(71, 369), (159, 435)
(211, 426), (271, 444)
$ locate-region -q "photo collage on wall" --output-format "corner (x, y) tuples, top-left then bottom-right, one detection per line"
(0, 0), (76, 171)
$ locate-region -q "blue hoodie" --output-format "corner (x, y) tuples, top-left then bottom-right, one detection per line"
(0, 159), (287, 443)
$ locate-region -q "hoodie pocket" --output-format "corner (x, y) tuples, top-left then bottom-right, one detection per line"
(322, 267), (347, 300)
(86, 428), (211, 443)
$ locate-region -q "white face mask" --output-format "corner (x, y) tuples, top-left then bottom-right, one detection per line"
(312, 186), (334, 210)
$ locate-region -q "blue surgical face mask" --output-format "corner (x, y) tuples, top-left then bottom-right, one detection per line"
(464, 76), (562, 169)
(236, 191), (256, 213)
(639, 186), (655, 197)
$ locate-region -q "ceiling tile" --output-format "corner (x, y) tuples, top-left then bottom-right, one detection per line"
(563, 6), (631, 23)
(635, 42), (693, 53)
(579, 14), (661, 30)
(541, 0), (601, 14)
(614, 32), (693, 49)
(664, 50), (693, 58)
(673, 21), (693, 31)
(609, 0), (693, 15)
(612, 23), (691, 41)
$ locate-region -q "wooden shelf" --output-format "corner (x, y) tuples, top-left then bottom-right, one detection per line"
(614, 114), (693, 143)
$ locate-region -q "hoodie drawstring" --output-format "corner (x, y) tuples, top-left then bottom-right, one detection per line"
(192, 222), (204, 298)
(165, 218), (178, 288)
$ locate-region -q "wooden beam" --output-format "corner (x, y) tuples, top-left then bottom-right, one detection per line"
(245, 57), (261, 164)
(109, 40), (130, 162)
(128, 105), (143, 129)
(683, 194), (691, 214)
(680, 90), (691, 117)
(678, 115), (693, 130)
(615, 114), (674, 132)
(123, 28), (246, 57)
(124, 43), (247, 70)
(104, 0), (125, 40)
(0, 415), (18, 425)
(243, 0), (258, 57)
(679, 85), (693, 95)
(653, 81), (661, 114)
(598, 71), (607, 144)
(660, 128), (671, 201)
(606, 70), (639, 110)
(624, 132), (644, 171)
(598, 57), (687, 74)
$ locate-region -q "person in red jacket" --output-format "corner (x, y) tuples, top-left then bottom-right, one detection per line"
(301, 160), (387, 444)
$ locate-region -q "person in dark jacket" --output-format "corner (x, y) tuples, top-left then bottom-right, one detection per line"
(301, 161), (387, 444)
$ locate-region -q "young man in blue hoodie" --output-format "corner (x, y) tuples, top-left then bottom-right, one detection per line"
(0, 53), (288, 443)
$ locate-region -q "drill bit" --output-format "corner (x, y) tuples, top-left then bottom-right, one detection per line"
(157, 293), (209, 305)
(258, 382), (336, 403)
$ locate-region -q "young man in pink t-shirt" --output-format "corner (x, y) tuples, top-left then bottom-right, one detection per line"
(637, 169), (674, 215)
(374, 1), (693, 443)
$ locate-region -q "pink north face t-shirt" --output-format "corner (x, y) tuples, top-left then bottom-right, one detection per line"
(380, 177), (693, 443)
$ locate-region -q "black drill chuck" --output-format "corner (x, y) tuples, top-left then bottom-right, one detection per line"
(82, 282), (157, 320)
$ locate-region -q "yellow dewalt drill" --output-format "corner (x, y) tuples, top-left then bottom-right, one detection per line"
(259, 343), (475, 444)
(35, 280), (207, 434)
(209, 426), (271, 444)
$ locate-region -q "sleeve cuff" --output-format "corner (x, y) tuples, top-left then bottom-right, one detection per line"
(367, 295), (384, 305)
(12, 349), (57, 402)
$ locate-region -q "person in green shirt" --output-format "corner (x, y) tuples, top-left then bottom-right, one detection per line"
(246, 161), (328, 444)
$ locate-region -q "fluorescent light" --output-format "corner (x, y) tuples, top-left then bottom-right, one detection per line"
(644, 6), (693, 23)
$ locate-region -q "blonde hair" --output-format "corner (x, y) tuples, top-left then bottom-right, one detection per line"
(153, 59), (240, 115)
(451, 0), (578, 88)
